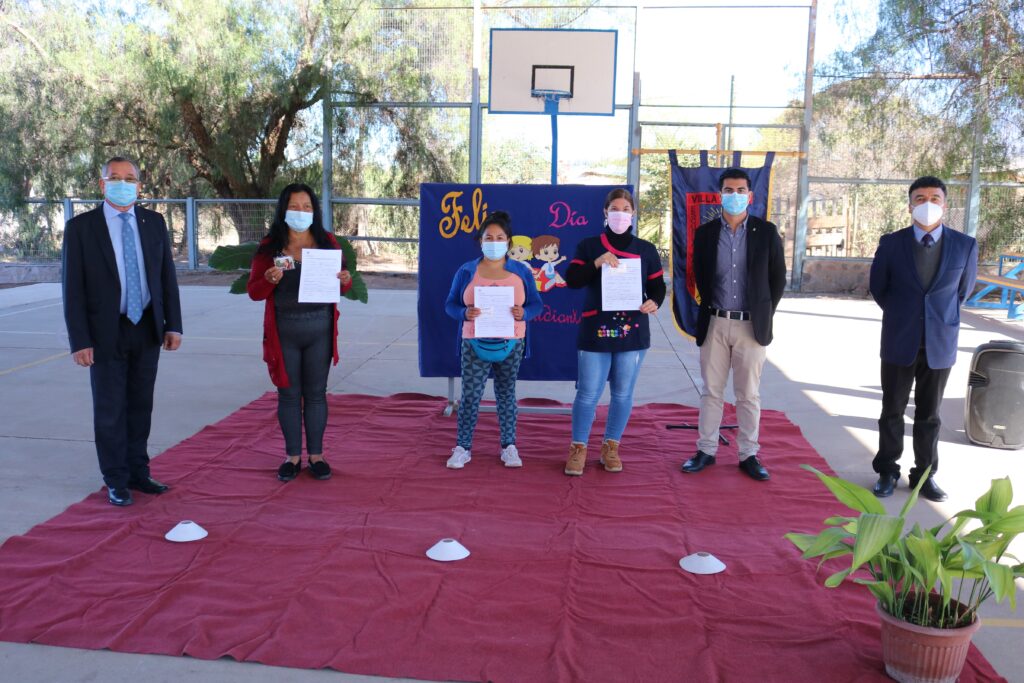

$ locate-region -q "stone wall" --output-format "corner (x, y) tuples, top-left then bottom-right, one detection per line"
(0, 264), (61, 285)
(799, 257), (872, 296)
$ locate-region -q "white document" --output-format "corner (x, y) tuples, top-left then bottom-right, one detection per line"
(473, 286), (515, 338)
(601, 259), (642, 311)
(298, 248), (342, 303)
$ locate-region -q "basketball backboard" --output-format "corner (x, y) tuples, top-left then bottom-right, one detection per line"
(488, 29), (617, 116)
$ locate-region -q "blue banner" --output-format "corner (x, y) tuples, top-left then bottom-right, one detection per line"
(669, 151), (775, 337)
(418, 183), (628, 380)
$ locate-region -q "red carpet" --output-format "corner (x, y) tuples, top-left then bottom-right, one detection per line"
(0, 393), (1004, 682)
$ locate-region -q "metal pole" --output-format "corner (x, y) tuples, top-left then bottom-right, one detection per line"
(186, 197), (198, 269)
(791, 0), (817, 291)
(469, 0), (482, 183)
(62, 198), (73, 224)
(627, 72), (641, 196)
(726, 75), (735, 151)
(322, 90), (334, 234)
(469, 68), (482, 183)
(549, 103), (558, 185)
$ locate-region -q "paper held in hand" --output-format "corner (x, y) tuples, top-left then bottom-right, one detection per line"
(601, 259), (642, 311)
(473, 286), (515, 338)
(298, 248), (342, 303)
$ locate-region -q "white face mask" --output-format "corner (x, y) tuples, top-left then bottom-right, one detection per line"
(911, 202), (944, 228)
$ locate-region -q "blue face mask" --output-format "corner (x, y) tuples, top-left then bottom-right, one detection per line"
(481, 241), (508, 260)
(721, 192), (750, 216)
(104, 180), (138, 207)
(285, 210), (313, 232)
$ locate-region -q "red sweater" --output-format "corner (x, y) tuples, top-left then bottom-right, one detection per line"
(247, 234), (353, 388)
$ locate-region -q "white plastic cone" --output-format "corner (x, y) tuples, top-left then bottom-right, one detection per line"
(165, 520), (208, 543)
(679, 551), (725, 575)
(426, 538), (470, 562)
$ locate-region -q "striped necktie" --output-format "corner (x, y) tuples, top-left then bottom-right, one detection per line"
(120, 212), (143, 324)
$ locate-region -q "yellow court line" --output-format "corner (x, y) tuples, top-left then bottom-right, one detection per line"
(984, 618), (1024, 628)
(0, 351), (68, 377)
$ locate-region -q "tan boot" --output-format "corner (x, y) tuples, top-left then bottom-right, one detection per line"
(564, 442), (587, 476)
(600, 439), (623, 472)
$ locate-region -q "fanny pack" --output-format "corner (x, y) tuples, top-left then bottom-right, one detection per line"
(467, 337), (517, 362)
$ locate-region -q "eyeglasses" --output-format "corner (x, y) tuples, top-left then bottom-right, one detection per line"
(103, 176), (139, 184)
(721, 188), (750, 195)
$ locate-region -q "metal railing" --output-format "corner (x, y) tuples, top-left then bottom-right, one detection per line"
(0, 197), (419, 270)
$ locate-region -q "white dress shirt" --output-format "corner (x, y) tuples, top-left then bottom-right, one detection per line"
(102, 201), (151, 314)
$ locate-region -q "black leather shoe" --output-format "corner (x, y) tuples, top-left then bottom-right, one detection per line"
(913, 477), (948, 502)
(107, 487), (133, 507)
(278, 459), (301, 481)
(681, 451), (716, 474)
(308, 458), (331, 480)
(128, 477), (169, 494)
(738, 455), (770, 481)
(873, 473), (898, 498)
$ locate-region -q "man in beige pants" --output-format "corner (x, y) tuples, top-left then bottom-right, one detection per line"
(680, 168), (786, 481)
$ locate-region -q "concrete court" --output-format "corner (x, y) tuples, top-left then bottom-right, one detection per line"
(0, 282), (1022, 683)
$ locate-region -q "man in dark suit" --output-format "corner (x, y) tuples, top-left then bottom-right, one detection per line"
(869, 176), (978, 502)
(62, 156), (183, 507)
(681, 168), (787, 481)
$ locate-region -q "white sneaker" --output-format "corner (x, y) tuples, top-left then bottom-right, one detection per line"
(446, 446), (472, 469)
(500, 444), (522, 468)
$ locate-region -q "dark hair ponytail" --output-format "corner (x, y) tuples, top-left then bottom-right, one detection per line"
(476, 210), (513, 241)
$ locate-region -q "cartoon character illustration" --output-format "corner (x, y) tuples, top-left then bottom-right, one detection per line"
(508, 235), (535, 264)
(532, 235), (567, 291)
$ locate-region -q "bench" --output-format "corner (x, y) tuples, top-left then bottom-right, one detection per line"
(967, 254), (1024, 319)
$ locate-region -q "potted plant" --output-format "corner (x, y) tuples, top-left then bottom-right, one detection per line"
(786, 466), (1024, 683)
(208, 237), (369, 303)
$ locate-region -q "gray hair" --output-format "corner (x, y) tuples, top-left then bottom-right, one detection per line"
(101, 156), (141, 179)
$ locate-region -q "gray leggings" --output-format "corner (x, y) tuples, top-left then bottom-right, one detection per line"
(276, 308), (333, 456)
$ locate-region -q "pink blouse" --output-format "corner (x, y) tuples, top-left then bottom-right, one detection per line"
(462, 271), (526, 339)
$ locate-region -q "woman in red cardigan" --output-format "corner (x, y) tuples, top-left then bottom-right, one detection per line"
(247, 183), (352, 482)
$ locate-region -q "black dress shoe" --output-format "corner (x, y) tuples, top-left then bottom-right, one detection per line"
(873, 473), (898, 498)
(913, 477), (948, 502)
(278, 459), (301, 481)
(681, 451), (716, 473)
(128, 477), (169, 494)
(308, 459), (332, 480)
(107, 487), (133, 507)
(738, 455), (770, 481)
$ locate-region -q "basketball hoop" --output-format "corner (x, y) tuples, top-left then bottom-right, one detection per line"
(530, 88), (572, 103)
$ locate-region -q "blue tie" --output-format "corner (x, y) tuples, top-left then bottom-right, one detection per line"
(120, 212), (143, 324)
(922, 233), (934, 248)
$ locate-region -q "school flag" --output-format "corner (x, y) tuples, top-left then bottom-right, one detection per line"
(669, 150), (775, 337)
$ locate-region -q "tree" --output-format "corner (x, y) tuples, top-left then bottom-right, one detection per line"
(822, 0), (1024, 176)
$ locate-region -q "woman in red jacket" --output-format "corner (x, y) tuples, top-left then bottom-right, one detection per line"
(247, 183), (352, 482)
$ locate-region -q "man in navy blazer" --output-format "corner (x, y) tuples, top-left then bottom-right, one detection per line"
(869, 176), (977, 502)
(62, 157), (183, 507)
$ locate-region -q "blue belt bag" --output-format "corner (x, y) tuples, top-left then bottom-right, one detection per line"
(466, 337), (517, 362)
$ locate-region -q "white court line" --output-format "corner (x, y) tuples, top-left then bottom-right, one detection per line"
(0, 302), (63, 318)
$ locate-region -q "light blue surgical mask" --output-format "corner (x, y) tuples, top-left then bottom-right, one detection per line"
(104, 180), (138, 207)
(481, 241), (508, 260)
(721, 192), (750, 216)
(285, 210), (313, 232)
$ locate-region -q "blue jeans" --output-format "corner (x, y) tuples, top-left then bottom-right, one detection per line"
(571, 349), (647, 444)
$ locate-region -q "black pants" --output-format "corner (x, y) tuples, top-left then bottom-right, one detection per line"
(873, 348), (950, 482)
(276, 308), (333, 456)
(89, 309), (160, 489)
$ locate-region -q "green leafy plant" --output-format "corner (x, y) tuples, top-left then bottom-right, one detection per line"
(786, 466), (1024, 629)
(208, 237), (368, 303)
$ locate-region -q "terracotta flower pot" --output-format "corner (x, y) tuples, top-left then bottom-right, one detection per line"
(876, 602), (981, 683)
